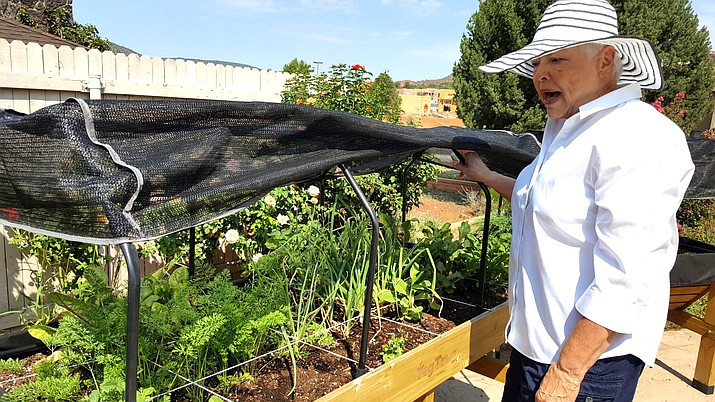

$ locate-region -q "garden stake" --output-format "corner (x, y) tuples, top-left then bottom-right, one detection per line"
(339, 164), (379, 378)
(477, 182), (492, 309)
(120, 242), (140, 402)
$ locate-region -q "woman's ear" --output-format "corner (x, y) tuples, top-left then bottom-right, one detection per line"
(599, 46), (617, 76)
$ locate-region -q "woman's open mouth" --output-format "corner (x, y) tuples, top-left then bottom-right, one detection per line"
(542, 91), (561, 104)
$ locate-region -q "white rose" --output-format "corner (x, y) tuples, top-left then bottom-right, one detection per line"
(252, 253), (264, 262)
(307, 185), (320, 198)
(224, 229), (240, 244)
(264, 194), (277, 207)
(277, 214), (290, 226)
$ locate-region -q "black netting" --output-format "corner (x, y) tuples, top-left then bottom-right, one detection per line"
(0, 99), (538, 244)
(0, 99), (712, 244)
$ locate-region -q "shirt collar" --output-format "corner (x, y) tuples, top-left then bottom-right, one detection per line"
(578, 83), (642, 119)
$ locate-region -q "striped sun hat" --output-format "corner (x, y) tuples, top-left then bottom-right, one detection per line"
(479, 0), (663, 90)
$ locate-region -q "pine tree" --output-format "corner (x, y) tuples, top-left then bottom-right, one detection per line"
(453, 0), (715, 134)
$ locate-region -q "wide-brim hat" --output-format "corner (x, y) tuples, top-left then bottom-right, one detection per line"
(479, 0), (663, 90)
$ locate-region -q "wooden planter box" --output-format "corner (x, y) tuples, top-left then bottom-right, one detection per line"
(318, 302), (509, 402)
(667, 237), (715, 394)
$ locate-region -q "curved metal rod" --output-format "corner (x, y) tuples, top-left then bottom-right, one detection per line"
(476, 182), (492, 308)
(339, 164), (379, 378)
(120, 243), (140, 402)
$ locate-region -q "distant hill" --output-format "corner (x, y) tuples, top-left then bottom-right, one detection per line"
(397, 74), (453, 88)
(109, 42), (259, 69)
(110, 41), (139, 55)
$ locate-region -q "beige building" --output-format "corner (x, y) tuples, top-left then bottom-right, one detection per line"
(398, 88), (457, 116)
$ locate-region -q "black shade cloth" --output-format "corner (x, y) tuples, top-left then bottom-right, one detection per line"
(0, 99), (539, 244)
(0, 99), (712, 245)
(670, 237), (715, 286)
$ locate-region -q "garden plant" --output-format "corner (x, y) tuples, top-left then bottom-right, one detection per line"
(0, 64), (513, 401)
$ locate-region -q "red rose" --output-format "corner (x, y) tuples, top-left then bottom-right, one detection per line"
(0, 207), (18, 221)
(351, 64), (365, 70)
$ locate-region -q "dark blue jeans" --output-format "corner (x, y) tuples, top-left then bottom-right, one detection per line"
(502, 349), (645, 402)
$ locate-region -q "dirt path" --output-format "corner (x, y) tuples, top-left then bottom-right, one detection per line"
(408, 195), (475, 223)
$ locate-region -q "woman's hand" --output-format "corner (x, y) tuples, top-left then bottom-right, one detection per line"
(451, 150), (516, 201)
(451, 150), (492, 182)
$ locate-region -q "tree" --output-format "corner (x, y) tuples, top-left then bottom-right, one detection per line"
(16, 6), (112, 51)
(282, 58), (314, 75)
(453, 0), (715, 134)
(369, 72), (402, 124)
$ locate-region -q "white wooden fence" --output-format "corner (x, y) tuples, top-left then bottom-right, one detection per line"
(0, 39), (291, 329)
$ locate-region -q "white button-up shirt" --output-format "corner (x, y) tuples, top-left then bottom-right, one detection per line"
(507, 84), (695, 366)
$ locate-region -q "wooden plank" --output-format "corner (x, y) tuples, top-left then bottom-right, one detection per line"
(175, 59), (186, 85)
(670, 293), (706, 305)
(12, 89), (30, 114)
(127, 53), (140, 82)
(44, 91), (61, 107)
(116, 53), (129, 81)
(318, 303), (509, 402)
(670, 285), (709, 297)
(139, 55), (153, 83)
(73, 47), (89, 78)
(10, 40), (28, 73)
(26, 43), (43, 74)
(0, 88), (13, 109)
(58, 45), (74, 77)
(668, 309), (715, 336)
(28, 89), (46, 112)
(88, 49), (102, 77)
(185, 60), (197, 87)
(0, 39), (11, 73)
(165, 59), (177, 86)
(196, 62), (207, 88)
(216, 64), (225, 90)
(225, 65), (234, 90)
(42, 45), (59, 75)
(465, 354), (509, 383)
(427, 178), (482, 193)
(0, 72), (85, 92)
(102, 50), (116, 80)
(694, 284), (715, 393)
(206, 63), (217, 88)
(152, 56), (164, 85)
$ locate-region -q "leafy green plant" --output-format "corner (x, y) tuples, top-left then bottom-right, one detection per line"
(381, 336), (406, 363)
(2, 361), (81, 402)
(0, 358), (24, 372)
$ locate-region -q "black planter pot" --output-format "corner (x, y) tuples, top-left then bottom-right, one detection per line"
(0, 328), (49, 360)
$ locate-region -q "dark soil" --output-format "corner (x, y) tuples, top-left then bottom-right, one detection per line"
(225, 313), (456, 401)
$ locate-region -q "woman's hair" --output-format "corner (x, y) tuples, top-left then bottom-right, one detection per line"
(581, 42), (624, 81)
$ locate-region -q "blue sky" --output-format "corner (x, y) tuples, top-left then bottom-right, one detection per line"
(74, 0), (715, 82)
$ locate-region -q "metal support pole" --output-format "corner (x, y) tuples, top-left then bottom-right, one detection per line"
(339, 164), (379, 378)
(189, 227), (196, 277)
(120, 243), (140, 402)
(476, 182), (492, 308)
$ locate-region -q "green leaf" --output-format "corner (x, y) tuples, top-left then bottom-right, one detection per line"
(393, 278), (408, 296)
(27, 324), (56, 343)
